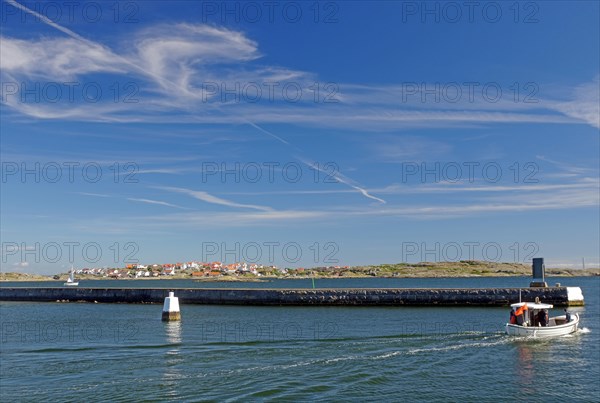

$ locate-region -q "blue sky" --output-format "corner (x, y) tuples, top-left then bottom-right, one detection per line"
(1, 0), (599, 274)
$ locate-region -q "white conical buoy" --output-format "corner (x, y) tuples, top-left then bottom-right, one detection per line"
(162, 291), (181, 321)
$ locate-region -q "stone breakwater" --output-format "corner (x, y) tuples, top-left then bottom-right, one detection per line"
(0, 287), (584, 306)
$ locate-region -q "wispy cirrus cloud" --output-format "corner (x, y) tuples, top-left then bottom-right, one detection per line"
(0, 37), (124, 80)
(547, 77), (600, 129)
(1, 1), (598, 130)
(132, 23), (262, 98)
(536, 155), (598, 175)
(218, 177), (599, 197)
(82, 196), (598, 232)
(64, 174), (598, 233)
(157, 186), (274, 212)
(369, 135), (452, 161)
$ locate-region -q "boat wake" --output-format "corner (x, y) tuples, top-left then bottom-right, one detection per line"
(406, 335), (510, 355)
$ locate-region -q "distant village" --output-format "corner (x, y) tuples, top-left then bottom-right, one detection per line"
(66, 261), (351, 279)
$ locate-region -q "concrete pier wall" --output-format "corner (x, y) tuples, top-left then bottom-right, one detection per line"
(0, 286), (584, 306)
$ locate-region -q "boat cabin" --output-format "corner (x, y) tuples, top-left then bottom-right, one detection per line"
(510, 302), (556, 327)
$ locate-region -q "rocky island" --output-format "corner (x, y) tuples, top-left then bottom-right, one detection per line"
(1, 260), (598, 281)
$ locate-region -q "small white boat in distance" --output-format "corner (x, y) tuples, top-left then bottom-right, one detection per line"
(64, 266), (79, 287)
(506, 302), (579, 338)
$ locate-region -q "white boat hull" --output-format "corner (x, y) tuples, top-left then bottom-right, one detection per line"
(64, 282), (79, 286)
(506, 314), (579, 337)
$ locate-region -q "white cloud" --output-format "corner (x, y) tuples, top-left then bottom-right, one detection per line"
(548, 77), (600, 129)
(158, 186), (273, 211)
(132, 23), (261, 96)
(77, 177), (599, 231)
(370, 135), (452, 161)
(0, 37), (124, 80)
(376, 178), (599, 194)
(1, 1), (597, 130)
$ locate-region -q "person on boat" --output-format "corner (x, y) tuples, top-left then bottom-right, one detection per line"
(515, 304), (527, 325)
(509, 308), (517, 324)
(537, 309), (548, 327)
(564, 309), (572, 323)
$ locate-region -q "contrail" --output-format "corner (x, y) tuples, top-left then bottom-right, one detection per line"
(6, 0), (92, 44)
(298, 157), (386, 204)
(244, 120), (291, 146)
(244, 123), (386, 204)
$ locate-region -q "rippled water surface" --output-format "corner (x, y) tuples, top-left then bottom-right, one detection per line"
(1, 277), (598, 401)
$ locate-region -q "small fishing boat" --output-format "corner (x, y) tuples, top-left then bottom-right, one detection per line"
(64, 266), (79, 286)
(505, 302), (579, 337)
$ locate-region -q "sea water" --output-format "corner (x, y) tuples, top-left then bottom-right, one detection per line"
(1, 277), (598, 401)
